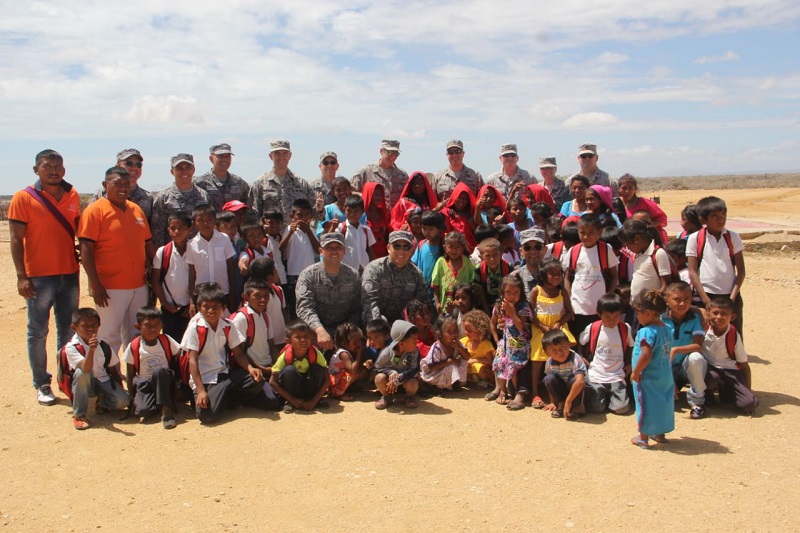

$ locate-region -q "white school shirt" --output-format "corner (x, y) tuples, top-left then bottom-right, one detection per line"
(544, 242), (568, 263)
(630, 241), (672, 298)
(685, 229), (743, 294)
(185, 230), (236, 294)
(702, 325), (747, 370)
(65, 333), (119, 383)
(238, 246), (269, 268)
(122, 335), (181, 380)
(282, 227), (316, 276)
(181, 316), (245, 390)
(580, 323), (634, 384)
(341, 220), (376, 271)
(153, 244), (190, 307)
(563, 243), (619, 315)
(231, 304), (274, 367)
(265, 234), (288, 284)
(266, 284), (287, 344)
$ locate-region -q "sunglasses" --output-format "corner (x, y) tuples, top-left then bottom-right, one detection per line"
(124, 161), (143, 168)
(501, 153), (517, 158)
(579, 154), (595, 159)
(447, 149), (463, 155)
(321, 160), (337, 166)
(392, 243), (413, 251)
(523, 243), (544, 251)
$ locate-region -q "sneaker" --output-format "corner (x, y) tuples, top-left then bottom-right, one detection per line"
(690, 405), (705, 419)
(37, 385), (57, 406)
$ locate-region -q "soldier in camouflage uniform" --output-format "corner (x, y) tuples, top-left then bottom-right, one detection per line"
(295, 232), (362, 351)
(149, 153), (210, 248)
(361, 231), (429, 325)
(485, 143), (536, 200)
(193, 143), (250, 212)
(308, 151), (342, 208)
(248, 140), (316, 224)
(566, 143), (618, 197)
(538, 157), (570, 213)
(431, 139), (484, 202)
(350, 139), (408, 211)
(90, 148), (153, 219)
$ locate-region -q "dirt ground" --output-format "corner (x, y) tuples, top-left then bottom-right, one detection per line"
(1, 189), (798, 532)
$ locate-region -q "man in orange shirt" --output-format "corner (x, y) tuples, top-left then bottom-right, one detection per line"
(78, 167), (155, 356)
(9, 149), (82, 406)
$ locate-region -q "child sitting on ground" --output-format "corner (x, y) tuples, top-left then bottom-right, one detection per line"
(364, 318), (390, 368)
(269, 321), (330, 413)
(328, 322), (368, 401)
(460, 310), (495, 388)
(420, 315), (469, 392)
(542, 329), (587, 419)
(451, 284), (477, 332)
(373, 320), (421, 410)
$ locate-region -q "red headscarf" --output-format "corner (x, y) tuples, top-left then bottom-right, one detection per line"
(362, 182), (390, 258)
(444, 182), (477, 252)
(390, 171), (438, 231)
(525, 183), (555, 211)
(476, 184), (510, 222)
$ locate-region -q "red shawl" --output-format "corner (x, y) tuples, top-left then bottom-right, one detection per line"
(390, 171), (438, 231)
(443, 182), (477, 252)
(525, 183), (555, 211)
(362, 182), (390, 258)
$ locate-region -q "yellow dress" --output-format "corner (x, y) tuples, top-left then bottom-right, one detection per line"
(530, 291), (576, 362)
(460, 336), (495, 377)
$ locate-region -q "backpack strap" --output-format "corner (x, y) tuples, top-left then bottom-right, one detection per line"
(283, 345), (317, 366)
(246, 247), (256, 262)
(196, 325), (209, 356)
(696, 228), (707, 267)
(618, 253), (631, 284)
(231, 308), (257, 349)
(131, 336), (142, 374)
(567, 243), (583, 281)
(722, 232), (735, 264)
(725, 325), (738, 359)
(552, 241), (564, 260)
(588, 321), (603, 355)
(618, 322), (629, 351)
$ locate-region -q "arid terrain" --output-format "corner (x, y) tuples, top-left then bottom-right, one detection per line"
(0, 188), (798, 532)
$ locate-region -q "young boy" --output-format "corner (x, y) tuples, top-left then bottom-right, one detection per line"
(238, 222), (271, 278)
(412, 211), (446, 297)
(61, 308), (130, 430)
(249, 256), (288, 349)
(497, 224), (521, 268)
(151, 212), (193, 342)
(666, 239), (691, 286)
(542, 329), (586, 419)
(262, 210), (288, 286)
(268, 321), (330, 413)
(686, 196), (746, 335)
(122, 307), (181, 428)
(364, 318), (390, 368)
(373, 320), (421, 410)
(701, 296), (758, 415)
(474, 238), (510, 312)
(215, 210), (239, 244)
(661, 281), (707, 419)
(564, 213), (619, 337)
(580, 294), (633, 415)
(405, 299), (435, 357)
(183, 283), (268, 424)
(336, 194), (376, 272)
(545, 219), (579, 263)
(186, 204), (237, 313)
(512, 229), (545, 298)
(280, 198), (319, 319)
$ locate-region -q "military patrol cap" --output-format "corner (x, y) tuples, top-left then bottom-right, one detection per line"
(270, 140), (291, 152)
(446, 140), (464, 150)
(210, 143), (233, 155)
(388, 230), (414, 245)
(519, 228), (546, 245)
(117, 148), (142, 161)
(539, 157), (557, 168)
(319, 151), (338, 162)
(320, 232), (346, 248)
(381, 139), (401, 152)
(500, 143), (518, 156)
(170, 153), (194, 168)
(578, 143), (597, 156)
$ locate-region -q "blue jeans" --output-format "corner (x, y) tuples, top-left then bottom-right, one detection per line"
(27, 273), (80, 389)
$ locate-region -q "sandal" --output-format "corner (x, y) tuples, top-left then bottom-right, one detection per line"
(404, 396), (418, 409)
(484, 391), (500, 401)
(631, 436), (650, 448)
(375, 396), (390, 410)
(532, 396), (545, 409)
(651, 434), (669, 444)
(162, 415), (177, 430)
(506, 401), (525, 411)
(551, 408), (563, 418)
(496, 394), (509, 405)
(73, 416), (90, 430)
(282, 403), (295, 413)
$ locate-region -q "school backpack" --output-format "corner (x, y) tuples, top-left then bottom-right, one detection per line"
(178, 323), (232, 385)
(567, 241), (612, 290)
(723, 325), (738, 360)
(550, 241), (565, 261)
(281, 345), (319, 366)
(695, 228), (735, 268)
(57, 340), (114, 402)
(618, 245), (680, 285)
(478, 260), (510, 285)
(130, 334), (174, 375)
(587, 321), (630, 357)
(229, 307), (270, 350)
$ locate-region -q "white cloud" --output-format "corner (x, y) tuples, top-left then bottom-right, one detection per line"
(124, 95), (208, 125)
(597, 52), (629, 64)
(562, 112), (621, 128)
(693, 50), (740, 64)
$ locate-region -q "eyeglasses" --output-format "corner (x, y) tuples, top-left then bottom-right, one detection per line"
(447, 149), (463, 155)
(501, 154), (517, 158)
(124, 161), (143, 168)
(392, 243), (413, 251)
(579, 154), (595, 159)
(523, 243), (544, 251)
(384, 151), (399, 157)
(321, 160), (337, 166)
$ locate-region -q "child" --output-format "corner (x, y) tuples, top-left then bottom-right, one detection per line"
(61, 308), (130, 430)
(183, 283), (268, 424)
(617, 174), (669, 244)
(474, 184), (507, 226)
(485, 207), (505, 227)
(580, 294), (634, 415)
(630, 289), (674, 448)
(619, 219), (673, 299)
(280, 198), (320, 319)
(451, 284), (477, 332)
(405, 207), (425, 244)
(318, 177), (362, 236)
(269, 321), (330, 413)
(328, 323), (369, 400)
(601, 226), (622, 259)
(544, 219), (578, 263)
(231, 279), (278, 376)
(529, 202), (553, 230)
(362, 182), (390, 258)
(412, 210), (446, 298)
(391, 171), (438, 231)
(217, 210), (245, 305)
(686, 196), (746, 335)
(507, 197), (533, 243)
(474, 238), (510, 312)
(443, 183), (477, 252)
(666, 239), (691, 285)
(542, 330), (586, 419)
(661, 281), (707, 419)
(262, 210), (288, 285)
(678, 204), (701, 239)
(248, 256), (288, 349)
(564, 213), (619, 338)
(186, 204), (237, 313)
(529, 259), (576, 408)
(460, 310), (494, 387)
(701, 296), (758, 414)
(373, 320), (421, 410)
(487, 275), (532, 409)
(616, 284), (635, 330)
(404, 298), (435, 356)
(513, 228), (545, 297)
(585, 185), (621, 228)
(497, 224), (521, 268)
(123, 307), (181, 428)
(238, 222), (271, 278)
(468, 224), (499, 265)
(431, 232), (476, 315)
(335, 194), (376, 272)
(151, 212), (192, 342)
(420, 315), (469, 392)
(364, 318), (390, 370)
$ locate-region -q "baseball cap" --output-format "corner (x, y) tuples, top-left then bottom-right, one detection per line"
(117, 148), (142, 162)
(385, 320), (418, 354)
(170, 153), (194, 168)
(519, 228), (546, 245)
(320, 232), (345, 248)
(222, 200), (248, 213)
(539, 157), (557, 168)
(388, 230), (414, 245)
(270, 140), (291, 152)
(210, 143), (233, 155)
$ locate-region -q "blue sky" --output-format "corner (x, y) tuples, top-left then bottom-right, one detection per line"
(1, 1), (798, 195)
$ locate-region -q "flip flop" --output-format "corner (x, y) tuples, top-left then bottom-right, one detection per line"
(162, 415), (177, 430)
(506, 401), (525, 411)
(484, 391), (500, 401)
(631, 436), (650, 448)
(404, 396), (418, 409)
(73, 417), (90, 430)
(651, 434), (669, 444)
(532, 396), (545, 409)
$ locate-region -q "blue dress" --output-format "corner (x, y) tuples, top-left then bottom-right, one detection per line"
(632, 324), (675, 435)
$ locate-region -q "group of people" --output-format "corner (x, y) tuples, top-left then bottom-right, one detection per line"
(10, 140), (756, 446)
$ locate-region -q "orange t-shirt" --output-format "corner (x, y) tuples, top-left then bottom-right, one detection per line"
(77, 198), (152, 290)
(7, 183), (81, 277)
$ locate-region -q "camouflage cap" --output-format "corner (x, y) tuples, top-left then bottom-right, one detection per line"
(117, 148), (142, 162)
(381, 139), (401, 152)
(319, 151), (338, 163)
(578, 143), (597, 156)
(446, 139), (463, 150)
(539, 157), (557, 168)
(519, 228), (546, 245)
(210, 143), (233, 155)
(320, 232), (346, 248)
(500, 143), (518, 156)
(270, 140), (291, 152)
(388, 230), (414, 245)
(170, 153), (194, 168)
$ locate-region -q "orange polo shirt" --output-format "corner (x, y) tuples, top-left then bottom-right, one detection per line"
(8, 182), (81, 277)
(77, 198), (151, 290)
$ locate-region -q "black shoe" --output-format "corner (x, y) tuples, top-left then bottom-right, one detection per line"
(690, 405), (705, 419)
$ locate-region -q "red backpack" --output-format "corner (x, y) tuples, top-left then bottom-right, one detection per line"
(695, 228), (735, 268)
(619, 245), (680, 285)
(281, 345), (319, 366)
(479, 260), (510, 284)
(229, 307), (270, 350)
(178, 323), (232, 385)
(130, 334), (174, 375)
(567, 241), (612, 290)
(587, 320), (630, 357)
(57, 340), (114, 402)
(550, 241), (565, 261)
(723, 325), (738, 360)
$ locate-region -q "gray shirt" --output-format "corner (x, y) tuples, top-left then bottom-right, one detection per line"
(512, 265), (539, 300)
(91, 185), (153, 220)
(249, 169), (315, 224)
(295, 262), (362, 331)
(431, 166), (484, 202)
(485, 167), (536, 199)
(544, 178), (571, 214)
(361, 257), (428, 325)
(193, 171), (250, 212)
(308, 176), (341, 206)
(350, 162), (408, 211)
(567, 168), (618, 197)
(149, 184), (210, 248)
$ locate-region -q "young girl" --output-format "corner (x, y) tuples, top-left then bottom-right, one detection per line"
(405, 207), (425, 244)
(524, 183), (555, 213)
(328, 323), (367, 401)
(460, 310), (494, 387)
(318, 177), (364, 236)
(390, 171), (438, 231)
(585, 185), (622, 228)
(451, 283), (476, 332)
(507, 197), (533, 246)
(630, 289), (674, 448)
(362, 182), (390, 258)
(617, 174), (669, 245)
(487, 275), (532, 406)
(529, 202), (553, 230)
(420, 315), (469, 391)
(560, 175), (590, 217)
(404, 298), (435, 357)
(443, 183), (477, 252)
(474, 184), (507, 226)
(619, 219), (673, 301)
(678, 204), (701, 239)
(431, 232), (476, 315)
(529, 259), (576, 408)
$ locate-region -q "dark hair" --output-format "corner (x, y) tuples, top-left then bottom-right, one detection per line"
(617, 173), (637, 189)
(240, 222), (264, 236)
(545, 215), (563, 243)
(453, 283), (475, 304)
(192, 204), (215, 220)
(632, 288), (667, 313)
(530, 202), (553, 219)
(697, 196), (727, 220)
(291, 198), (312, 212)
(542, 329), (570, 348)
(167, 211), (192, 228)
(433, 314), (457, 335)
(285, 320), (314, 337)
(537, 258), (563, 285)
(405, 298), (433, 319)
(215, 210), (236, 223)
(344, 194), (364, 211)
(331, 176), (351, 192)
(486, 207), (504, 222)
(708, 295), (735, 312)
(194, 282), (226, 306)
(600, 226), (621, 252)
(578, 212), (601, 230)
(496, 224), (515, 240)
(611, 197), (628, 223)
(571, 175), (591, 188)
(35, 149), (62, 166)
(243, 278), (270, 294)
(561, 222), (580, 247)
(666, 238), (686, 259)
(507, 197), (527, 211)
(473, 223), (498, 243)
(334, 322), (363, 349)
(104, 166), (130, 182)
(365, 318), (390, 335)
(596, 293), (623, 314)
(443, 231), (466, 251)
(665, 280), (692, 294)
(262, 210), (283, 222)
(421, 210), (446, 230)
(249, 256), (275, 281)
(136, 306), (163, 324)
(615, 283), (631, 300)
(498, 275), (524, 302)
(71, 307), (100, 326)
(619, 219), (652, 245)
(680, 204), (702, 230)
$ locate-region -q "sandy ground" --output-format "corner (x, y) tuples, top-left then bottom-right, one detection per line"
(1, 189), (799, 532)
